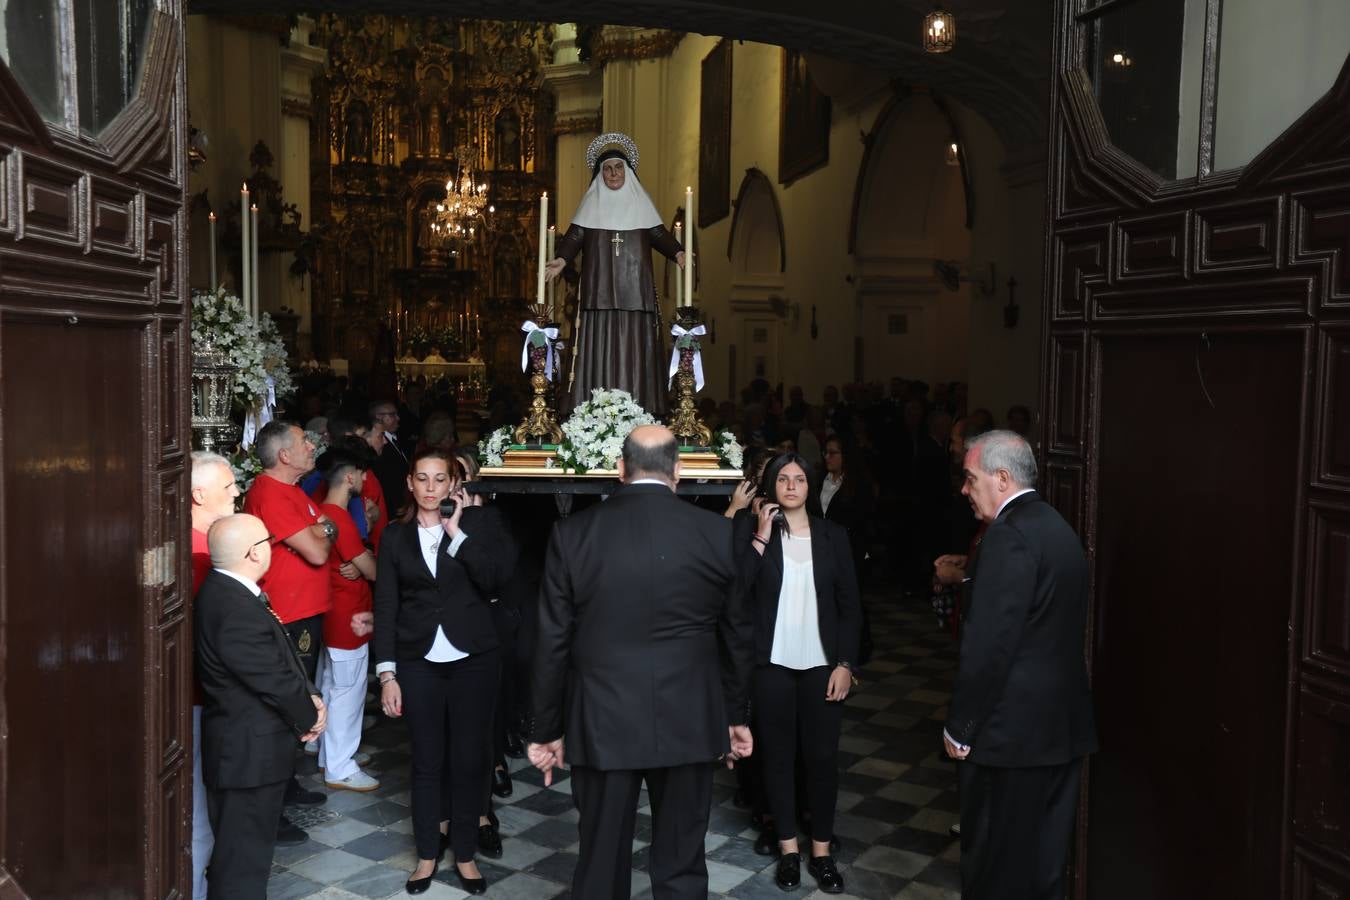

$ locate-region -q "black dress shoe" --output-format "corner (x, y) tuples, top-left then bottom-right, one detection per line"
(807, 855), (844, 894)
(753, 826), (777, 856)
(491, 766), (513, 798)
(454, 863), (487, 895)
(775, 852), (801, 891)
(276, 816), (308, 847)
(285, 784), (327, 806)
(405, 863), (437, 895)
(504, 731), (525, 759)
(477, 821), (503, 858)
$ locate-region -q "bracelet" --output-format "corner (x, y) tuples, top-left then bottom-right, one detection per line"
(379, 674), (397, 685)
(752, 534), (769, 546)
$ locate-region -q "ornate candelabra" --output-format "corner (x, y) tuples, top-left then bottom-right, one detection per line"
(667, 308), (712, 447)
(192, 341), (240, 453)
(513, 323), (564, 445)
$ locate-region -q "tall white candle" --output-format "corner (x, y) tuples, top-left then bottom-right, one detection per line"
(240, 183), (251, 314)
(208, 212), (217, 290)
(684, 186), (695, 306)
(537, 192), (548, 305)
(673, 222), (684, 306)
(547, 225), (556, 315)
(250, 204), (260, 323)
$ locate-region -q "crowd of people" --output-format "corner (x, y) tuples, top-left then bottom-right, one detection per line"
(189, 372), (1090, 900)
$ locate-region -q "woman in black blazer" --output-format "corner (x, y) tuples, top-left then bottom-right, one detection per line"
(373, 449), (516, 895)
(741, 452), (862, 895)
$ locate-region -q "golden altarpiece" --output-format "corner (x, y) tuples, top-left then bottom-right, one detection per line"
(307, 16), (559, 386)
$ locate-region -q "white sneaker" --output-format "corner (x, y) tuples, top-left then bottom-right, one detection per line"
(304, 740), (319, 756)
(326, 769), (380, 793)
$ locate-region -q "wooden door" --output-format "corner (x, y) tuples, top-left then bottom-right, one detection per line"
(1044, 2), (1350, 896)
(0, 3), (190, 897)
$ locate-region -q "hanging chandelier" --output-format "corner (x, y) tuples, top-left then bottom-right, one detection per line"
(426, 146), (494, 252)
(923, 4), (956, 54)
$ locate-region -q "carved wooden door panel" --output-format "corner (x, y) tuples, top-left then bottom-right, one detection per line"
(0, 3), (189, 898)
(1045, 3), (1350, 897)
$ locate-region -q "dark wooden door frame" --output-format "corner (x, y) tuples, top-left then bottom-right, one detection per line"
(1044, 2), (1350, 896)
(0, 5), (190, 897)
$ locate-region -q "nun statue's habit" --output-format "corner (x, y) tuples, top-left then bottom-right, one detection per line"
(548, 133), (685, 415)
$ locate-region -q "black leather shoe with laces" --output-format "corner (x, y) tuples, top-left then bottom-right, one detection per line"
(807, 855), (844, 894)
(775, 852), (801, 891)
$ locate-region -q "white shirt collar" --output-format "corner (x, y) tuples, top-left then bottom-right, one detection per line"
(627, 478), (674, 490)
(213, 567), (263, 598)
(995, 488), (1036, 520)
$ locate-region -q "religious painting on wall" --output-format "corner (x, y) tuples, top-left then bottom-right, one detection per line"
(699, 39), (732, 228)
(779, 49), (831, 185)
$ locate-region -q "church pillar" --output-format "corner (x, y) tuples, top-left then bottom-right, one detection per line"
(540, 24), (603, 234)
(278, 16), (327, 355)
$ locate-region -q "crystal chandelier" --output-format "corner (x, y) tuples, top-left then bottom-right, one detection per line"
(427, 146), (494, 251)
(923, 4), (956, 54)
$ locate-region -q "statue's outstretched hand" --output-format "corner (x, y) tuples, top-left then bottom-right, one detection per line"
(545, 258), (566, 281)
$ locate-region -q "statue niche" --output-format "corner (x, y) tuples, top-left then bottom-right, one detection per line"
(494, 107), (521, 171)
(344, 99), (372, 162)
(416, 66), (453, 159)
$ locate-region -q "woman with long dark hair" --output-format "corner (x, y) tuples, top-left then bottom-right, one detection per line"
(373, 449), (516, 895)
(742, 452), (862, 894)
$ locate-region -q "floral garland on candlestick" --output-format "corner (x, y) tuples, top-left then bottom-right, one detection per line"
(556, 388), (656, 474)
(190, 287), (294, 411)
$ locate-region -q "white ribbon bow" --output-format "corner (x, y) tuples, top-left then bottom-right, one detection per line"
(241, 376), (278, 450)
(521, 320), (560, 381)
(668, 324), (707, 392)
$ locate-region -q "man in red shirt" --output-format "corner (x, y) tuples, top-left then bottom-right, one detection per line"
(315, 448), (380, 792)
(242, 420), (335, 833)
(189, 451), (240, 900)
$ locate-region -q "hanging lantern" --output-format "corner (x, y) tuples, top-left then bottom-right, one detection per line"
(945, 140), (961, 166)
(924, 5), (956, 54)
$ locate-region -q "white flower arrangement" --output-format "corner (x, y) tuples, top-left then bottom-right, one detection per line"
(712, 429), (744, 470)
(556, 388), (656, 473)
(478, 425), (515, 468)
(229, 446), (263, 500)
(190, 287), (295, 412)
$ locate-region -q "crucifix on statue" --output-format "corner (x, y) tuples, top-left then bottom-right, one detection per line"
(611, 232), (624, 256)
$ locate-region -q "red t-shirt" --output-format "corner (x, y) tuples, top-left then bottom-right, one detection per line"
(191, 528), (211, 706)
(320, 503), (373, 650)
(242, 473), (330, 623)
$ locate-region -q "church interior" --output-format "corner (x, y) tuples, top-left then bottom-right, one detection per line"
(0, 1), (1349, 898)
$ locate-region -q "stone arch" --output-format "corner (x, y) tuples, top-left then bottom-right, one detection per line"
(728, 167), (785, 276)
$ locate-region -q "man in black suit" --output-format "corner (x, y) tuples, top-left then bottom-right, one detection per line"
(195, 514), (327, 899)
(944, 430), (1098, 900)
(527, 425), (755, 900)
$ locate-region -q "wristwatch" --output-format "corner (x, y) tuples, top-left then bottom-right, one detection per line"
(321, 520), (338, 541)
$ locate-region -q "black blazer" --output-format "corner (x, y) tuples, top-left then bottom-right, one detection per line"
(737, 513), (863, 668)
(530, 483), (755, 770)
(946, 492), (1099, 767)
(372, 506), (518, 665)
(194, 570), (319, 790)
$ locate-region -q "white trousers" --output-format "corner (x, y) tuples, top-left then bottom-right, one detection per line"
(318, 644), (369, 782)
(191, 705), (214, 900)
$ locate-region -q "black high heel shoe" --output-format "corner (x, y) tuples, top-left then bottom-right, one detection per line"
(478, 814), (503, 859)
(455, 861), (487, 895)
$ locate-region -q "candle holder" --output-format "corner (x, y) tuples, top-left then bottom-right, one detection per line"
(667, 307), (712, 448)
(514, 323), (564, 445)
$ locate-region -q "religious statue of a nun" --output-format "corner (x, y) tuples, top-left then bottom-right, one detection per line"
(545, 133), (685, 415)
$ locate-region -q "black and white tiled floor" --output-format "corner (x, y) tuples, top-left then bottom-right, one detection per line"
(267, 596), (963, 899)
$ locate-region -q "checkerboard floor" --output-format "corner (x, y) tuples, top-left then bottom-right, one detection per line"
(266, 594), (963, 899)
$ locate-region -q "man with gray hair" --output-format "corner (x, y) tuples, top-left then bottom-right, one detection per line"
(189, 451), (239, 899)
(944, 429), (1097, 899)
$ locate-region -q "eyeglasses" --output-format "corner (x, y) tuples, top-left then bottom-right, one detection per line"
(243, 534), (273, 559)
(375, 411), (398, 419)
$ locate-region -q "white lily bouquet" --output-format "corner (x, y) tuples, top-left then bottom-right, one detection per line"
(556, 389), (656, 474)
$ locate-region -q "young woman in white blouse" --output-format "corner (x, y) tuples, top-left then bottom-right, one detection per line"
(742, 453), (863, 894)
